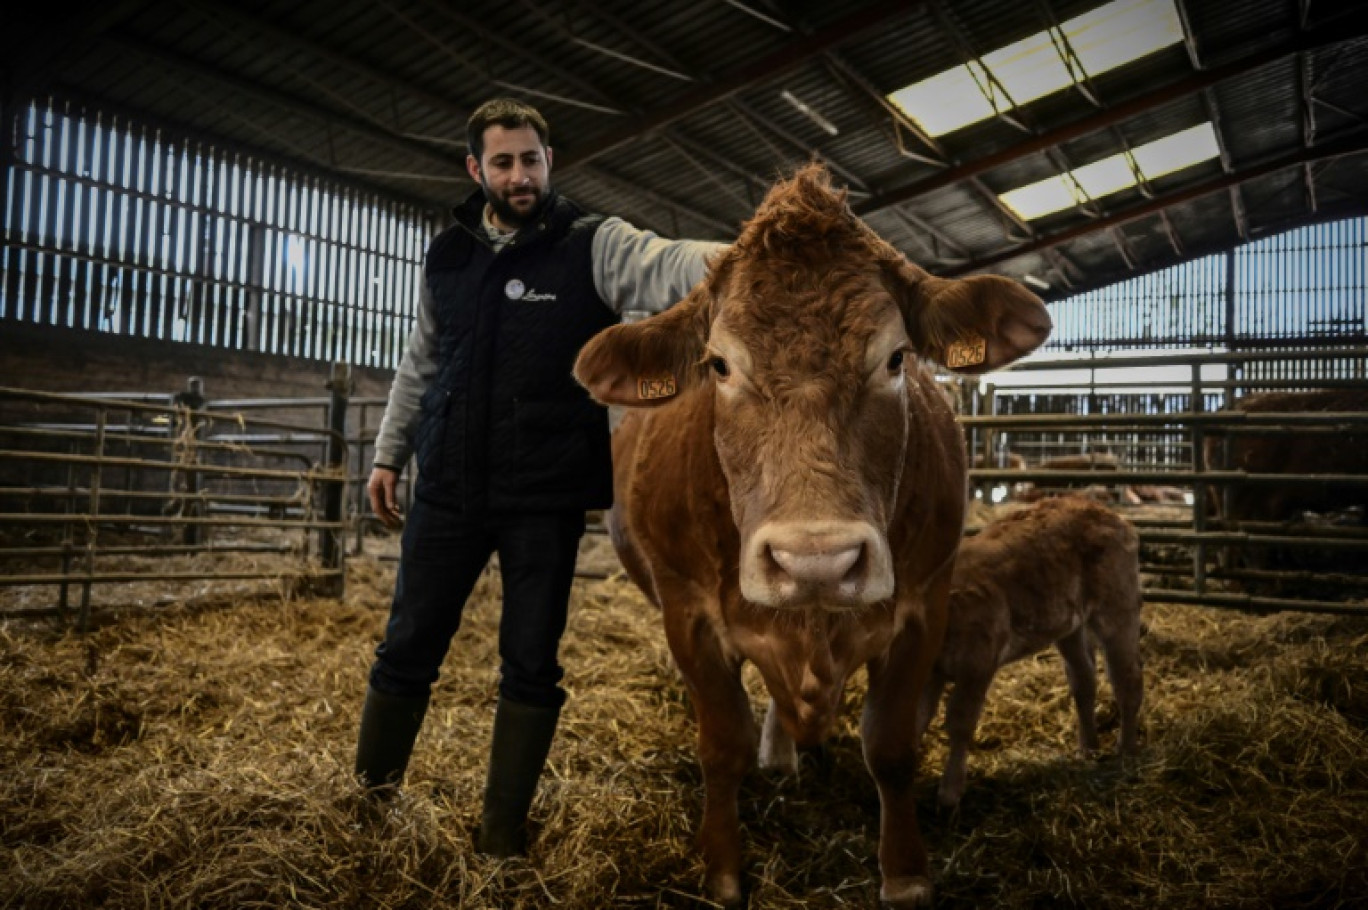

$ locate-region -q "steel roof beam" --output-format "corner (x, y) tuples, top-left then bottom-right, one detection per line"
(939, 132), (1368, 277)
(105, 33), (468, 173)
(1172, 0), (1203, 72)
(1299, 52), (1317, 212)
(6, 0), (154, 94)
(556, 0), (926, 171)
(1042, 248), (1078, 289)
(819, 24), (1042, 250)
(178, 0), (473, 132)
(400, 0), (624, 115)
(883, 206), (972, 266)
(1159, 210), (1186, 257)
(1108, 226), (1139, 270)
(821, 52), (946, 165)
(662, 129), (776, 197)
(852, 15), (1368, 218)
(1199, 88), (1248, 241)
(560, 0), (697, 78)
(512, 0), (695, 82)
(659, 134), (756, 212)
(725, 98), (871, 193)
(574, 167), (735, 236)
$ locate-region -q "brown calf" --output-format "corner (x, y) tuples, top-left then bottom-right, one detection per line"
(916, 495), (1143, 807)
(575, 165), (1050, 908)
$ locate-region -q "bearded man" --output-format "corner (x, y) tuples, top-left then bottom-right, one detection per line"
(356, 98), (726, 856)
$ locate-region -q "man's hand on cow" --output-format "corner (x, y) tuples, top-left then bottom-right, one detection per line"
(368, 465), (403, 529)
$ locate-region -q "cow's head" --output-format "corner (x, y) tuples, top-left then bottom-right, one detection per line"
(576, 164), (1050, 609)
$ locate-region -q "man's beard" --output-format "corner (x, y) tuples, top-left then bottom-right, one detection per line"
(483, 179), (550, 229)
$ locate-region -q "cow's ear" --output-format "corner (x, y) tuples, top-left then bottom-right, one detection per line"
(575, 284), (713, 407)
(889, 260), (1052, 374)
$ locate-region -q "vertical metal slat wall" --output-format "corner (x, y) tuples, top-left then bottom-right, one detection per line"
(1044, 218), (1366, 354)
(1, 96), (436, 371)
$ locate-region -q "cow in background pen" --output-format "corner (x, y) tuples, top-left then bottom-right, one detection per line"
(574, 164), (1050, 908)
(1204, 388), (1368, 575)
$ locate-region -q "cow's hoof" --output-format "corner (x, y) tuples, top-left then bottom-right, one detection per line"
(706, 872), (744, 908)
(757, 741), (798, 776)
(880, 875), (933, 908)
(936, 783), (963, 810)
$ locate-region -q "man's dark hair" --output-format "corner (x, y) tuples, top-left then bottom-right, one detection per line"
(467, 98), (550, 162)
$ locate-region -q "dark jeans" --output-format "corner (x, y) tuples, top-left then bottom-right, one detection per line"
(368, 497), (586, 709)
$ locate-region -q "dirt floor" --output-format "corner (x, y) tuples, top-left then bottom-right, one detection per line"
(3, 528), (1367, 909)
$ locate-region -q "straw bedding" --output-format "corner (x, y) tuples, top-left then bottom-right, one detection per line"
(3, 533), (1367, 909)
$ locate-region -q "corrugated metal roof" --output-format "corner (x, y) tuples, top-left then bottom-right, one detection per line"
(5, 0), (1368, 299)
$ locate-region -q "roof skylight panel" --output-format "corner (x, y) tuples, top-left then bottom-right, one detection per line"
(886, 0), (1186, 138)
(999, 123), (1221, 219)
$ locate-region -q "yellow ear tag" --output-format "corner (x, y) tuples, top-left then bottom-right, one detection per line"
(637, 376), (678, 400)
(945, 335), (988, 369)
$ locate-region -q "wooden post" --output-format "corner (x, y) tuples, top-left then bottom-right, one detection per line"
(173, 377), (205, 546)
(320, 361), (351, 596)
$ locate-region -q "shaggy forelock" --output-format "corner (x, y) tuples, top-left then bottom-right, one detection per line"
(707, 163), (904, 391)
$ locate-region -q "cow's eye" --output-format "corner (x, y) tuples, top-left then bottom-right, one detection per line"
(887, 350), (905, 373)
(710, 356), (730, 379)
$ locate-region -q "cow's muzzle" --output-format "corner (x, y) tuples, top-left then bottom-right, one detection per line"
(741, 520), (894, 608)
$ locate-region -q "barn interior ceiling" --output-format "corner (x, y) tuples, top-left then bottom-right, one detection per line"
(5, 0), (1368, 302)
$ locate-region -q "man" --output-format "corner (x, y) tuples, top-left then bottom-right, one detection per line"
(357, 98), (725, 857)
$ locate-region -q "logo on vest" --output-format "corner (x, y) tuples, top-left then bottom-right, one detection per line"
(504, 278), (557, 302)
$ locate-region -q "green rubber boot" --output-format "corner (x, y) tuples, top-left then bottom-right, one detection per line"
(476, 697), (561, 857)
(354, 686), (430, 791)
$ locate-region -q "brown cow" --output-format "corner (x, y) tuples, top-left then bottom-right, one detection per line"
(1204, 388), (1368, 576)
(1012, 451), (1121, 503)
(574, 165), (1050, 908)
(1039, 451), (1120, 471)
(1206, 388), (1368, 526)
(971, 452), (1027, 470)
(915, 496), (1143, 807)
(1122, 484), (1188, 505)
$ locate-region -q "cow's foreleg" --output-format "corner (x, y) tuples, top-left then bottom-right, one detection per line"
(694, 678), (757, 906)
(663, 606), (757, 907)
(861, 573), (950, 909)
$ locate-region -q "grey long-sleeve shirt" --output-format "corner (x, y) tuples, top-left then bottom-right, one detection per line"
(372, 217), (726, 469)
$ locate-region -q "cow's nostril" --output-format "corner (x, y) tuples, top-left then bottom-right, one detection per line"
(841, 545), (867, 584)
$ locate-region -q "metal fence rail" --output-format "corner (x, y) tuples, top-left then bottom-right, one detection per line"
(963, 346), (1368, 616)
(0, 374), (357, 627)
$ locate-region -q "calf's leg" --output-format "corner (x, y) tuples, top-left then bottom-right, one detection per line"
(1093, 609), (1144, 755)
(1055, 627), (1100, 756)
(913, 669), (946, 747)
(937, 670), (993, 808)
